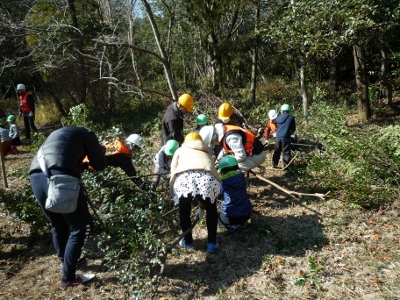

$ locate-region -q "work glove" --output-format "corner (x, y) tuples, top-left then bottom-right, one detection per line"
(195, 208), (205, 221)
(29, 111), (33, 117)
(18, 112), (23, 117)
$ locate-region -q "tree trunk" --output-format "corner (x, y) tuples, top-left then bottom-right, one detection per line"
(328, 50), (338, 100)
(379, 45), (396, 110)
(67, 0), (87, 104)
(353, 41), (371, 122)
(141, 0), (177, 101)
(300, 55), (308, 121)
(250, 2), (260, 105)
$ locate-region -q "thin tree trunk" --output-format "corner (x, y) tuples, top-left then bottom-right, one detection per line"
(379, 45), (395, 110)
(141, 0), (177, 101)
(353, 41), (371, 122)
(67, 0), (87, 104)
(300, 55), (308, 121)
(250, 2), (260, 105)
(328, 50), (338, 100)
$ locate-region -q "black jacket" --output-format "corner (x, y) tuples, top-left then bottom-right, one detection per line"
(29, 127), (107, 177)
(161, 103), (184, 145)
(275, 113), (296, 140)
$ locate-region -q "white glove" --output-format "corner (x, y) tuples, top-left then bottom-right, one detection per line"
(195, 208), (205, 221)
(29, 111), (33, 117)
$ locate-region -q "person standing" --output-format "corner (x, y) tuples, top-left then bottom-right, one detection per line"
(170, 132), (221, 253)
(7, 114), (22, 146)
(29, 127), (107, 287)
(17, 83), (37, 140)
(263, 109), (278, 143)
(272, 104), (296, 168)
(161, 94), (194, 146)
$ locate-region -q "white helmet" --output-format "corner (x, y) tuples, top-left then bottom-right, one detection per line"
(17, 83), (26, 91)
(125, 134), (144, 150)
(268, 109), (278, 120)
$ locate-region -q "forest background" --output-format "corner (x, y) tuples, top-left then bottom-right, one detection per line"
(1, 0), (400, 299)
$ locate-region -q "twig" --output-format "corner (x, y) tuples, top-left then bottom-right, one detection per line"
(282, 151), (299, 170)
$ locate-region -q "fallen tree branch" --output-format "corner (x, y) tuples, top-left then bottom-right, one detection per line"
(249, 170), (329, 201)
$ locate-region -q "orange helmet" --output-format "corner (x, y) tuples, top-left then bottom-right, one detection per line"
(218, 102), (233, 121)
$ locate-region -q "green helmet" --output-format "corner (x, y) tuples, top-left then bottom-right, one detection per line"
(218, 155), (238, 171)
(280, 104), (291, 112)
(196, 114), (208, 126)
(7, 115), (16, 122)
(165, 139), (179, 156)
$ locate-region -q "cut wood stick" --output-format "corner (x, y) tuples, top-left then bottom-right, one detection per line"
(249, 170), (329, 200)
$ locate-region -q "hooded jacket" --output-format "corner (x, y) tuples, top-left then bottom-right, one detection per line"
(169, 139), (220, 190)
(162, 102), (184, 145)
(29, 127), (107, 177)
(275, 112), (296, 140)
(219, 170), (253, 218)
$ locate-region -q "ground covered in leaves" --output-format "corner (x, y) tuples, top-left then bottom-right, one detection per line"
(1, 137), (400, 300)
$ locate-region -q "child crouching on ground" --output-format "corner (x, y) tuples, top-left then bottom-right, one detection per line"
(217, 155), (253, 235)
(7, 114), (22, 146)
(170, 132), (221, 253)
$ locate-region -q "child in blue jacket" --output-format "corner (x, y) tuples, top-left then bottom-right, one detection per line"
(217, 155), (252, 235)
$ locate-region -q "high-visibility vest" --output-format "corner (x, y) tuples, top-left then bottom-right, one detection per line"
(268, 119), (277, 132)
(19, 92), (31, 113)
(221, 125), (263, 156)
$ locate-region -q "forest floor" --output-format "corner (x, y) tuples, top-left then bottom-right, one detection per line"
(1, 122), (400, 300)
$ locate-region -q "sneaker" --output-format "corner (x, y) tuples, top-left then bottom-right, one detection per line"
(206, 242), (219, 253)
(59, 274), (96, 288)
(179, 239), (193, 249)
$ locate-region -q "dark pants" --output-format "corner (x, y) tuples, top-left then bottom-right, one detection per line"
(30, 170), (90, 282)
(23, 113), (37, 139)
(273, 139), (292, 167)
(179, 194), (217, 245)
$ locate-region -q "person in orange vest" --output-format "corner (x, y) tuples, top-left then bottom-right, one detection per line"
(214, 123), (266, 173)
(99, 134), (150, 190)
(17, 83), (37, 140)
(263, 109), (278, 143)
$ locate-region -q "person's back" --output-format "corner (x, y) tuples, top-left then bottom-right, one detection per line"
(0, 127), (11, 142)
(275, 112), (295, 140)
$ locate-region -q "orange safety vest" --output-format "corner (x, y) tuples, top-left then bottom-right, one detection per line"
(268, 119), (277, 132)
(19, 92), (31, 113)
(104, 139), (131, 156)
(221, 125), (258, 156)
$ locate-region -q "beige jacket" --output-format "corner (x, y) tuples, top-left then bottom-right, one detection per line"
(170, 139), (220, 191)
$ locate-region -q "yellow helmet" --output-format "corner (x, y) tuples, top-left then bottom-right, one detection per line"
(184, 132), (203, 143)
(218, 102), (233, 121)
(178, 94), (194, 112)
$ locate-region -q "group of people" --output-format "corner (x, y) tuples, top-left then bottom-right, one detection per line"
(29, 92), (296, 288)
(1, 83), (38, 156)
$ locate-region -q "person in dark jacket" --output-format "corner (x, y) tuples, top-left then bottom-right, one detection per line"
(29, 127), (107, 287)
(217, 155), (252, 235)
(161, 94), (194, 145)
(272, 104), (296, 168)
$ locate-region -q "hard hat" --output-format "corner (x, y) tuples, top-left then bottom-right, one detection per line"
(268, 109), (278, 120)
(218, 102), (233, 121)
(7, 115), (16, 122)
(218, 155), (238, 171)
(125, 134), (144, 149)
(17, 83), (26, 91)
(214, 123), (225, 142)
(199, 125), (215, 146)
(184, 132), (203, 143)
(165, 139), (179, 156)
(196, 114), (208, 126)
(280, 104), (291, 112)
(178, 94), (194, 112)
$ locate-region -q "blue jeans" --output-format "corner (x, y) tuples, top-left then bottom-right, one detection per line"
(30, 170), (90, 281)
